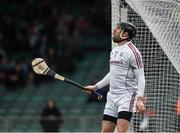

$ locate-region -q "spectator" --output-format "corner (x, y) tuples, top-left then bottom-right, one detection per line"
(133, 108), (156, 132)
(40, 99), (63, 132)
(176, 97), (180, 131)
(0, 0), (110, 88)
(5, 60), (27, 90)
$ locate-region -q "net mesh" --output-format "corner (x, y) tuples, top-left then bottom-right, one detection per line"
(111, 0), (180, 132)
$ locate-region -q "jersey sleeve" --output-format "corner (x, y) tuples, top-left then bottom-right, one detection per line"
(134, 68), (145, 97)
(96, 73), (110, 89)
(130, 50), (143, 69)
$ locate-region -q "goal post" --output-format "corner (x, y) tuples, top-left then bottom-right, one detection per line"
(111, 0), (180, 132)
(126, 0), (180, 74)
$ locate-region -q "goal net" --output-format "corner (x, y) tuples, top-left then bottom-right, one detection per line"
(111, 0), (180, 132)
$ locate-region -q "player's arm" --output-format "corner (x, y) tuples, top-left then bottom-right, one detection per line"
(129, 48), (145, 97)
(84, 73), (110, 93)
(134, 68), (146, 113)
(134, 68), (145, 98)
(129, 48), (146, 112)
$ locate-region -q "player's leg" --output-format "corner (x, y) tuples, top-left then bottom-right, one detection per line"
(117, 111), (132, 132)
(101, 93), (118, 132)
(116, 92), (136, 132)
(101, 114), (117, 132)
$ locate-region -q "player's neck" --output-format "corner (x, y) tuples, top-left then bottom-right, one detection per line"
(118, 40), (129, 46)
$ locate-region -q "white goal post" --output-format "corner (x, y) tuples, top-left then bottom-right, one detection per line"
(111, 0), (180, 132)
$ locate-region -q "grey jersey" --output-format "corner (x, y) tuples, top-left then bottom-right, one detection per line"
(109, 41), (143, 95)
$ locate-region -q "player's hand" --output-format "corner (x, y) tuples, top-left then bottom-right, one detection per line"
(136, 97), (146, 113)
(84, 85), (98, 94)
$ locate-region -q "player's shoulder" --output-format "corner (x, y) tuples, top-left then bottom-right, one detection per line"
(126, 41), (141, 54)
(126, 41), (137, 49)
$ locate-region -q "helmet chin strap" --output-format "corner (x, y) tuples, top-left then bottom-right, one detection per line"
(120, 30), (128, 40)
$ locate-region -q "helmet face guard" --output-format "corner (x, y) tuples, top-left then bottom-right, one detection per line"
(117, 22), (137, 40)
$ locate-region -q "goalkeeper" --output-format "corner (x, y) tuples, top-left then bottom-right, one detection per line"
(85, 22), (146, 132)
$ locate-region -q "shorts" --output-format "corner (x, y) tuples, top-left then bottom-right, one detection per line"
(103, 91), (137, 118)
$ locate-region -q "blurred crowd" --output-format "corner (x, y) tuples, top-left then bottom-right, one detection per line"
(0, 0), (110, 90)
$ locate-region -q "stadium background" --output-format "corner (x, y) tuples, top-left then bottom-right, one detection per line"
(0, 0), (111, 132)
